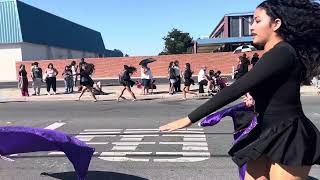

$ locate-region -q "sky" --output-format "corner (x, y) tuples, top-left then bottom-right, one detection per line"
(21, 0), (264, 56)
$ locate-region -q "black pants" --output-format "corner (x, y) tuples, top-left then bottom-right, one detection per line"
(198, 80), (208, 93)
(46, 77), (56, 92)
(175, 76), (181, 92)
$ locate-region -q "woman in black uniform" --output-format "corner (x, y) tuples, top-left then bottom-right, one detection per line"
(182, 63), (197, 100)
(118, 65), (137, 101)
(78, 63), (97, 102)
(160, 0), (320, 179)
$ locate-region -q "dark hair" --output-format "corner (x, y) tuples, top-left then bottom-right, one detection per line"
(168, 61), (174, 69)
(20, 64), (25, 69)
(85, 63), (95, 75)
(258, 0), (320, 80)
(185, 63), (191, 70)
(48, 63), (53, 68)
(124, 65), (137, 73)
(71, 61), (76, 66)
(174, 60), (179, 65)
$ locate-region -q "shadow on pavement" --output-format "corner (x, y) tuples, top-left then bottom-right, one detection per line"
(41, 171), (148, 180)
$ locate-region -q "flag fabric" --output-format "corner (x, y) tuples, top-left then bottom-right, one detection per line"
(199, 102), (257, 180)
(0, 126), (95, 180)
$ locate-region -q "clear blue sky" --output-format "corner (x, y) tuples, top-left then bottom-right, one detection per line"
(21, 0), (263, 56)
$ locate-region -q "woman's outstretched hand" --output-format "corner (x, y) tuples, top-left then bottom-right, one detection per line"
(244, 93), (255, 107)
(159, 117), (192, 132)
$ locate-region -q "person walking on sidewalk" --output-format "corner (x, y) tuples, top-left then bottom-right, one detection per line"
(18, 64), (29, 97)
(62, 65), (73, 94)
(30, 62), (43, 96)
(77, 63), (97, 102)
(160, 0), (320, 179)
(173, 60), (182, 92)
(44, 63), (58, 95)
(182, 63), (197, 100)
(140, 64), (153, 95)
(118, 65), (137, 101)
(70, 61), (78, 88)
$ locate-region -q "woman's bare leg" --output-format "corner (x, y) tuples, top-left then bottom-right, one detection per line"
(87, 86), (97, 102)
(183, 86), (187, 99)
(245, 156), (271, 180)
(269, 163), (311, 180)
(118, 87), (126, 101)
(126, 86), (136, 100)
(78, 86), (88, 100)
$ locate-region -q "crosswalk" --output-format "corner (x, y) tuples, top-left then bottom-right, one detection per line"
(76, 128), (211, 162)
(5, 122), (211, 163)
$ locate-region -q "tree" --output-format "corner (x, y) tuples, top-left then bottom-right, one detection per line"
(159, 28), (193, 55)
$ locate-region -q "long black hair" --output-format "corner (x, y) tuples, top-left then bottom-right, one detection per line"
(258, 0), (320, 80)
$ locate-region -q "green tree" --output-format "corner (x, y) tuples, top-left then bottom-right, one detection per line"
(159, 28), (193, 55)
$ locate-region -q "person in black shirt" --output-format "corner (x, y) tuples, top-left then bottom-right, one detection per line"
(31, 62), (43, 96)
(251, 53), (260, 66)
(182, 63), (197, 100)
(77, 63), (97, 102)
(160, 1), (320, 179)
(117, 65), (137, 101)
(18, 64), (29, 96)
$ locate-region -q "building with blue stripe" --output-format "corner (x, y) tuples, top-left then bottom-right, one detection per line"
(0, 0), (106, 81)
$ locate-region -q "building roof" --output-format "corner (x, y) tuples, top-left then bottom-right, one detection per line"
(224, 12), (253, 17)
(196, 36), (253, 45)
(0, 0), (105, 53)
(209, 12), (254, 38)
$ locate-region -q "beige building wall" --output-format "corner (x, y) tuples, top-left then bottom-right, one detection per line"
(0, 44), (22, 81)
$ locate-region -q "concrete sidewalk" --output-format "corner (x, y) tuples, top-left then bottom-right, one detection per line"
(0, 84), (319, 102)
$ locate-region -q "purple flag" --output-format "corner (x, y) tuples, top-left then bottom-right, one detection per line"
(0, 126), (95, 180)
(199, 102), (257, 180)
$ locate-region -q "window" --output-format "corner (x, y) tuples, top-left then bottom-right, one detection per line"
(229, 17), (239, 37)
(242, 16), (251, 36)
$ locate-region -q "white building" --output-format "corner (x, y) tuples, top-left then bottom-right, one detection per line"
(0, 0), (105, 81)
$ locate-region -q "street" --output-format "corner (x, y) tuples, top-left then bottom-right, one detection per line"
(0, 96), (319, 180)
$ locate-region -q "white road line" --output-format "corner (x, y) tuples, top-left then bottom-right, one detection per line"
(75, 136), (95, 142)
(170, 131), (204, 134)
(112, 142), (156, 146)
(79, 132), (121, 135)
(75, 135), (116, 138)
(84, 129), (122, 132)
(120, 135), (159, 138)
(153, 157), (209, 162)
(98, 157), (149, 162)
(186, 128), (204, 131)
(159, 142), (208, 146)
(126, 129), (160, 131)
(162, 134), (206, 138)
(120, 138), (143, 141)
(48, 152), (99, 155)
(183, 146), (209, 151)
(183, 138), (206, 141)
(156, 152), (210, 157)
(45, 122), (66, 130)
(124, 131), (159, 134)
(112, 146), (138, 151)
(86, 142), (109, 145)
(100, 152), (152, 156)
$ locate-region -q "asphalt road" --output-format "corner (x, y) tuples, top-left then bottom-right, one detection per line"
(0, 96), (319, 180)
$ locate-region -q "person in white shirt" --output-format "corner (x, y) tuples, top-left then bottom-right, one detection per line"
(198, 66), (209, 93)
(141, 64), (153, 95)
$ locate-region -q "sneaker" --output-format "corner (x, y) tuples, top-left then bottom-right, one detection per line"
(53, 92), (56, 95)
(32, 93), (36, 96)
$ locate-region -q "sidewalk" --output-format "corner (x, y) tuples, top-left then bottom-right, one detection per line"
(0, 84), (319, 102)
